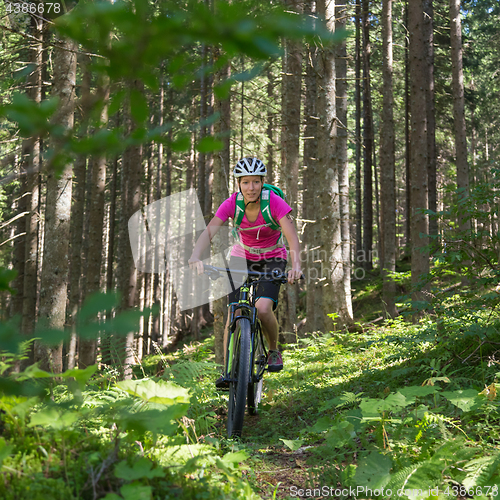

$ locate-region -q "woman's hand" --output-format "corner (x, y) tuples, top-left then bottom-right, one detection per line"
(188, 256), (204, 275)
(188, 217), (225, 276)
(288, 262), (303, 284)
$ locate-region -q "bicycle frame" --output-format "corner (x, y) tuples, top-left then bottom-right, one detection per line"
(202, 264), (292, 436)
(225, 281), (268, 383)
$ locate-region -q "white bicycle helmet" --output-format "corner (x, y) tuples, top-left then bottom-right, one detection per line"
(233, 157), (267, 178)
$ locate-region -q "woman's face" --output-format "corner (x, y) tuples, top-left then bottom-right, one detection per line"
(239, 176), (263, 203)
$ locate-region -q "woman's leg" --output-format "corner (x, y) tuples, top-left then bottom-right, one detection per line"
(255, 298), (278, 350)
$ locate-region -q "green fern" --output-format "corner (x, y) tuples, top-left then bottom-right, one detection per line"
(162, 359), (218, 389)
(385, 463), (439, 497)
(462, 452), (500, 488)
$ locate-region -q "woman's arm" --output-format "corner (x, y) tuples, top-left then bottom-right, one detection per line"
(188, 216), (225, 274)
(279, 213), (302, 283)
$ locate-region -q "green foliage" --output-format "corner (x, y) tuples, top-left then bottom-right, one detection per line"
(0, 359), (254, 499)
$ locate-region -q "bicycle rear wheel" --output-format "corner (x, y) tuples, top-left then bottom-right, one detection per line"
(248, 323), (266, 416)
(227, 318), (251, 438)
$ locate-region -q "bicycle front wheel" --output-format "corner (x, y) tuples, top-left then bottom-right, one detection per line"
(248, 323), (265, 416)
(227, 317), (251, 438)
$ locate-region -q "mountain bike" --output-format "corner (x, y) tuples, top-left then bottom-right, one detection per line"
(203, 264), (292, 438)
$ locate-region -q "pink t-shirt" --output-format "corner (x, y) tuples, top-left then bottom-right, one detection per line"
(215, 191), (292, 261)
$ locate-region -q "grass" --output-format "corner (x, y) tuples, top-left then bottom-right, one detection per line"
(159, 304), (500, 499)
(1, 260), (499, 500)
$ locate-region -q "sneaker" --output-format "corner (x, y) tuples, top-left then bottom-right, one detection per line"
(267, 350), (283, 372)
(215, 375), (230, 391)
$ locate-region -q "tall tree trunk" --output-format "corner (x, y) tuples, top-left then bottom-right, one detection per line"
(116, 82), (143, 379)
(336, 0), (353, 321)
(266, 69), (275, 184)
(152, 76), (164, 345)
(11, 163), (27, 322)
(355, 0), (363, 269)
(36, 37), (78, 373)
(450, 0), (470, 233)
(279, 0), (303, 341)
(316, 0), (349, 329)
(362, 0), (373, 270)
(380, 0), (398, 318)
(303, 0), (320, 333)
(212, 49), (230, 366)
(68, 58), (91, 370)
(424, 0), (438, 242)
(408, 0), (430, 305)
(405, 1), (411, 254)
(79, 72), (110, 368)
(22, 15), (43, 365)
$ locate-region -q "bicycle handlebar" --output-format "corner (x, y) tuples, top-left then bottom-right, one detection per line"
(203, 264), (304, 284)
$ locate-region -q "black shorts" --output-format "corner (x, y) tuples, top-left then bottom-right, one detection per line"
(227, 256), (287, 311)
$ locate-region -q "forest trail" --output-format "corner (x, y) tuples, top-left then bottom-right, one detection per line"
(198, 308), (500, 500)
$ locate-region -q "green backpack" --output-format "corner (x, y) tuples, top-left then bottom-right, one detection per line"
(232, 184), (287, 254)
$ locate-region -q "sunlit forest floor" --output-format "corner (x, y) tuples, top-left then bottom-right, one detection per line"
(2, 267), (499, 499)
(152, 267), (500, 499)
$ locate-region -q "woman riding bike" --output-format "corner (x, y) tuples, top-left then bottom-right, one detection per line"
(188, 157), (302, 386)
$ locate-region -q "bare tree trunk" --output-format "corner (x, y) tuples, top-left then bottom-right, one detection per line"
(424, 0), (438, 242)
(303, 0), (320, 333)
(152, 77), (163, 344)
(36, 37), (77, 373)
(380, 0), (398, 318)
(68, 58), (90, 370)
(404, 1), (411, 254)
(336, 0), (353, 322)
(279, 0), (303, 341)
(408, 0), (430, 305)
(212, 49), (230, 366)
(22, 16), (43, 366)
(316, 0), (349, 329)
(450, 0), (470, 233)
(266, 69), (275, 184)
(11, 164), (27, 321)
(79, 72), (110, 368)
(116, 82), (143, 379)
(354, 0), (362, 269)
(362, 0), (373, 270)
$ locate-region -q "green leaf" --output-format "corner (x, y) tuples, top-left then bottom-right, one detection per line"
(310, 416), (333, 433)
(0, 317), (22, 354)
(77, 292), (121, 324)
(280, 439), (303, 452)
(359, 392), (409, 418)
(213, 79), (233, 100)
(325, 421), (355, 448)
(221, 450), (250, 466)
(195, 136), (223, 153)
(0, 437), (14, 466)
(116, 379), (190, 405)
(108, 89), (127, 117)
(354, 451), (392, 490)
(115, 458), (164, 480)
(398, 386), (440, 402)
(170, 135), (191, 152)
(0, 268), (17, 293)
(18, 364), (53, 380)
(61, 365), (98, 390)
(441, 389), (483, 412)
(120, 482), (153, 500)
(29, 408), (80, 430)
(116, 405), (188, 437)
(130, 88), (149, 124)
